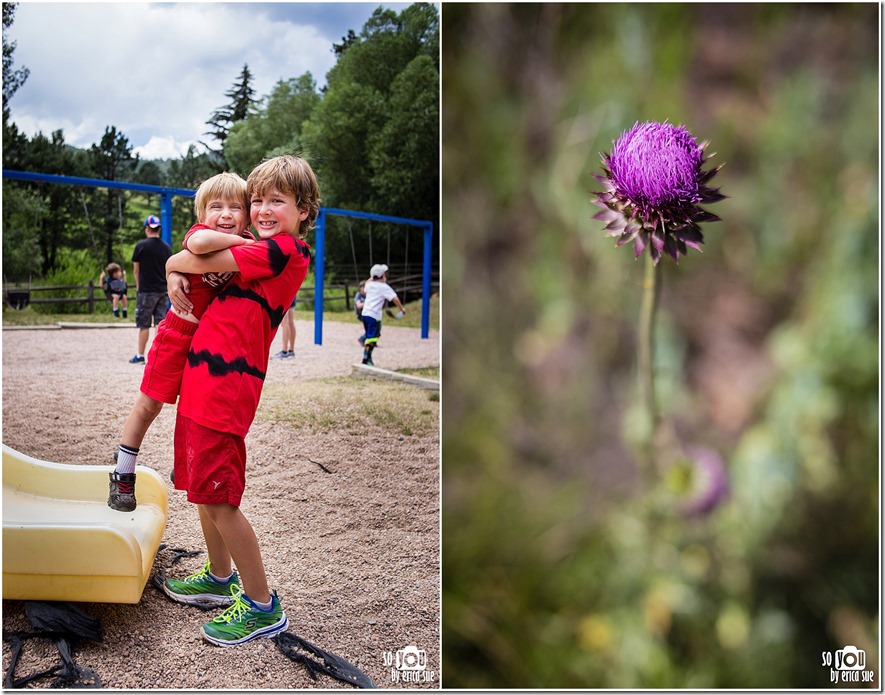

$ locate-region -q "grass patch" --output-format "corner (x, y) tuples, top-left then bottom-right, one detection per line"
(396, 366), (440, 380)
(1, 306), (115, 325)
(259, 376), (439, 437)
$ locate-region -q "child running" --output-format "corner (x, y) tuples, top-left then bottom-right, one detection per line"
(361, 263), (406, 366)
(108, 172), (253, 511)
(161, 155), (318, 647)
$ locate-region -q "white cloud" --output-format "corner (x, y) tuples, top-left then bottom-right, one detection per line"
(133, 135), (194, 161)
(5, 2), (368, 156)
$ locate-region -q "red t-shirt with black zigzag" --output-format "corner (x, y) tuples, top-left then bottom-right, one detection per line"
(177, 233), (311, 436)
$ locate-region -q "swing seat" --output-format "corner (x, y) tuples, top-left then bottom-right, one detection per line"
(5, 290), (30, 310)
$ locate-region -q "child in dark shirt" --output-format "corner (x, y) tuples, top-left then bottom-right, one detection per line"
(100, 263), (128, 318)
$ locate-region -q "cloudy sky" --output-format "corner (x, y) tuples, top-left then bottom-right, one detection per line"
(5, 2), (413, 160)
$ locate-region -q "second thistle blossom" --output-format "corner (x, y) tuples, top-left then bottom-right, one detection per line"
(593, 121), (725, 264)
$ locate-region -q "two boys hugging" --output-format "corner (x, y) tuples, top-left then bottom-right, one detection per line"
(108, 156), (319, 646)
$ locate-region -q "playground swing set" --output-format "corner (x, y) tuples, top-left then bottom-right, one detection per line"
(2, 169), (435, 343)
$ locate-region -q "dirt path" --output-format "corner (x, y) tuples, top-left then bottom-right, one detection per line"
(1, 319), (440, 689)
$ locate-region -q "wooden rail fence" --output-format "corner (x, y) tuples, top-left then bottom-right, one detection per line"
(3, 273), (438, 314)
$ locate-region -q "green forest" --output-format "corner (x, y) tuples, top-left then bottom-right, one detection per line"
(441, 3), (878, 689)
(2, 3), (438, 293)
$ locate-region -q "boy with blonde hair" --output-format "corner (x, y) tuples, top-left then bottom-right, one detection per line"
(161, 155), (318, 646)
(108, 172), (253, 511)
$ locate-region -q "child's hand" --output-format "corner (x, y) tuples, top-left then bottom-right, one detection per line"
(168, 272), (193, 315)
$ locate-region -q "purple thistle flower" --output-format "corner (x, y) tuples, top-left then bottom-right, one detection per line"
(593, 120), (724, 264)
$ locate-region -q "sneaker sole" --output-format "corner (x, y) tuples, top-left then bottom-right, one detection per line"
(162, 583), (235, 607)
(200, 613), (288, 647)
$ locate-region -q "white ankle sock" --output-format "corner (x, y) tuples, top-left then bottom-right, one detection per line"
(114, 444), (139, 475)
(251, 597), (273, 611)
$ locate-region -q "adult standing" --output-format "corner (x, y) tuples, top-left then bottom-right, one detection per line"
(130, 215), (173, 364)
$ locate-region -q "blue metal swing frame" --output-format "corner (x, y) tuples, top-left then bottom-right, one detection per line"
(3, 169), (435, 344)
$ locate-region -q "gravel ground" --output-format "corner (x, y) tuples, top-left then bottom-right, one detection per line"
(1, 318), (440, 689)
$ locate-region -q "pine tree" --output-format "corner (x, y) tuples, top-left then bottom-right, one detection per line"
(204, 64), (256, 148)
(3, 3), (30, 113)
(89, 126), (137, 264)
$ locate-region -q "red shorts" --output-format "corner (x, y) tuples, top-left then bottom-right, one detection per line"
(141, 312), (198, 404)
(173, 413), (246, 507)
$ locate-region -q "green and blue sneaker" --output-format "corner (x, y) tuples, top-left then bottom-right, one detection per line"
(200, 584), (288, 646)
(163, 561), (239, 607)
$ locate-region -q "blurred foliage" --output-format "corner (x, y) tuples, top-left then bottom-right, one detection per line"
(442, 3), (878, 688)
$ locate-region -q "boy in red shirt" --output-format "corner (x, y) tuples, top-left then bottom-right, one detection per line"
(108, 172), (253, 511)
(161, 155), (318, 646)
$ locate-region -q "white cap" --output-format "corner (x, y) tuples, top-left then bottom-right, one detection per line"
(370, 264), (388, 279)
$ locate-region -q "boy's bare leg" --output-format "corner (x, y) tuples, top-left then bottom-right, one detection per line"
(283, 310), (295, 351)
(109, 391), (163, 511)
(198, 505), (233, 578)
(200, 503), (271, 603)
(120, 391), (164, 449)
(137, 328), (150, 356)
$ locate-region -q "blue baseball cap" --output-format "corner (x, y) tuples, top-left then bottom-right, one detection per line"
(145, 215), (161, 228)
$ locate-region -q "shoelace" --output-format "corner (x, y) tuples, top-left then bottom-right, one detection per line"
(116, 479), (134, 494)
(184, 561), (213, 583)
(212, 584), (249, 624)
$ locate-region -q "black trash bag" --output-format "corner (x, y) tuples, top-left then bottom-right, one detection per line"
(3, 602), (103, 688)
(24, 602), (103, 641)
(51, 637), (102, 688)
(273, 631), (376, 689)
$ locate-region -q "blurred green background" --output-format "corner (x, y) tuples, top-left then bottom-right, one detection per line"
(441, 3), (878, 688)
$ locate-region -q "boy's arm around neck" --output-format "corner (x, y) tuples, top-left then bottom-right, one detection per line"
(184, 226), (251, 255)
(166, 248), (239, 276)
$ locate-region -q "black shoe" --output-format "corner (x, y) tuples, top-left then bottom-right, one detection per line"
(108, 472), (137, 511)
(170, 468), (175, 484)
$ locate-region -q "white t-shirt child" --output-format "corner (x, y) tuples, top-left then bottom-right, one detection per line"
(362, 278), (398, 321)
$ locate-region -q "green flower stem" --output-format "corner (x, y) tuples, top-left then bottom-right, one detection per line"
(638, 251), (661, 471)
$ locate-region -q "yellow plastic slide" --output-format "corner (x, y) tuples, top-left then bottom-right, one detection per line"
(2, 444), (168, 604)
